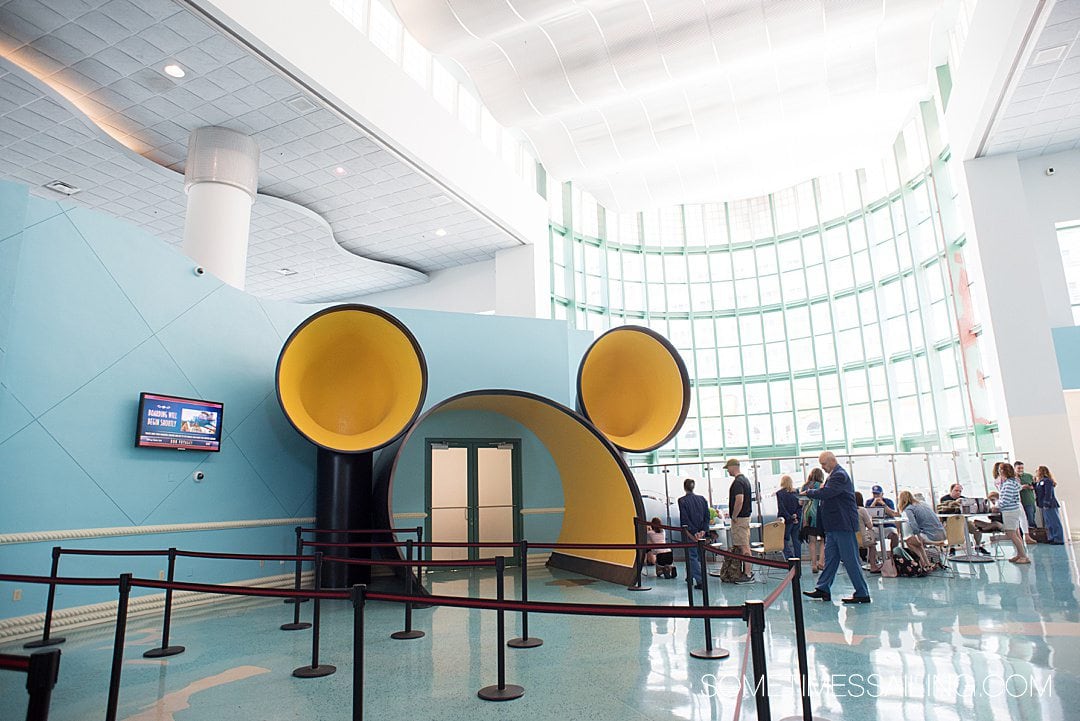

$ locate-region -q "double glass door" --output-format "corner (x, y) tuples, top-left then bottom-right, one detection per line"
(428, 440), (520, 563)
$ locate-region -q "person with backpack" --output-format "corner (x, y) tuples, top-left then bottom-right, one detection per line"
(895, 491), (945, 572)
(801, 452), (871, 605)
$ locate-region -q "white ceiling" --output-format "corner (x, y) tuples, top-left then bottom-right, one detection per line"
(0, 0), (524, 300)
(983, 0), (1080, 159)
(392, 0), (961, 211)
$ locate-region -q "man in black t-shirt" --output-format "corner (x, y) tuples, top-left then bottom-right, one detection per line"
(726, 458), (754, 582)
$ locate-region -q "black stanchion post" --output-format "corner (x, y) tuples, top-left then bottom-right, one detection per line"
(292, 553), (336, 678)
(391, 539), (424, 640)
(282, 540), (313, 631)
(105, 573), (131, 721)
(779, 558), (828, 721)
(477, 556), (524, 701)
(285, 526), (309, 606)
(746, 600), (771, 721)
(25, 647), (61, 721)
(627, 520), (651, 591)
(508, 539), (542, 649)
(690, 539), (729, 660)
(351, 584), (366, 721)
(24, 546), (65, 649)
(144, 548), (185, 658)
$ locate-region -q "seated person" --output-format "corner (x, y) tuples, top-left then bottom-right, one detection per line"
(865, 485), (900, 551)
(645, 517), (675, 578)
(895, 490), (946, 570)
(939, 483), (990, 555)
(854, 491), (881, 573)
(972, 491), (1005, 535)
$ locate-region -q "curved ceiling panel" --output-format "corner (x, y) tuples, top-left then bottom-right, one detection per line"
(0, 57), (425, 301)
(393, 0), (963, 210)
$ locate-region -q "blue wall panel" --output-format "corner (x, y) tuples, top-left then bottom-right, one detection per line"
(1052, 326), (1080, 390)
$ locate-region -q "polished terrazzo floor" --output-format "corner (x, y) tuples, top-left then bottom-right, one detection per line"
(3, 542), (1079, 721)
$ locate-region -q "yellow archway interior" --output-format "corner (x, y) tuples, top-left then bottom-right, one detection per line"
(277, 308), (424, 452)
(579, 328), (686, 452)
(440, 394), (638, 571)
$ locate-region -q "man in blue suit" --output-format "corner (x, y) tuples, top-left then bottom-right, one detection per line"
(800, 452), (870, 604)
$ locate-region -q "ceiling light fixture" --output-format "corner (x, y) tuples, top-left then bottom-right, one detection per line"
(434, 228), (447, 237)
(277, 268), (298, 276)
(333, 166), (347, 176)
(43, 180), (81, 196)
(1032, 45), (1067, 66)
(163, 63), (186, 78)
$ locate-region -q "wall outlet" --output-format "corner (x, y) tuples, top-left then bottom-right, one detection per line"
(158, 570), (166, 580)
(12, 589), (22, 601)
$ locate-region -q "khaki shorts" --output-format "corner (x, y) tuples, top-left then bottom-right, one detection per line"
(731, 517), (751, 547)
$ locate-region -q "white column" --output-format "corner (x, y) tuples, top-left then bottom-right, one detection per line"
(963, 153), (1080, 538)
(181, 127), (260, 290)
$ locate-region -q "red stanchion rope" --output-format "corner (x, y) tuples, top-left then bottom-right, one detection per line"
(321, 555), (497, 568)
(302, 539), (695, 550)
(762, 568), (797, 610)
(173, 550), (315, 562)
(0, 573), (120, 587)
(298, 527), (419, 535)
(0, 653), (31, 673)
(130, 578), (348, 601)
(58, 549), (169, 557)
(703, 545), (789, 569)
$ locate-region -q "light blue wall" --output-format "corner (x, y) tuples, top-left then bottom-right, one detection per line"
(0, 179), (588, 620)
(1052, 326), (1080, 390)
(387, 409), (564, 544)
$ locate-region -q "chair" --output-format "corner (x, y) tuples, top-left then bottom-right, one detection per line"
(750, 520), (786, 581)
(927, 515), (969, 578)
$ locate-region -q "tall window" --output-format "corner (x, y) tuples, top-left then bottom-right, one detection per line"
(551, 105), (995, 463)
(1056, 221), (1080, 325)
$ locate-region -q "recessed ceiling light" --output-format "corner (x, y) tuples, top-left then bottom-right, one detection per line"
(44, 180), (81, 196)
(277, 268), (297, 276)
(434, 228), (447, 237)
(333, 166), (347, 176)
(1032, 45), (1067, 66)
(163, 63), (186, 78)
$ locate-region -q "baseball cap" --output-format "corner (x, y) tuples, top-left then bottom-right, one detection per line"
(871, 485), (884, 494)
(725, 458), (740, 468)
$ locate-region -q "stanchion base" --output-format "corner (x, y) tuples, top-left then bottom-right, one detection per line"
(280, 622), (312, 631)
(477, 683), (525, 701)
(390, 630), (425, 640)
(292, 664), (336, 678)
(283, 598), (310, 605)
(143, 645), (185, 658)
(507, 637), (543, 649)
(626, 584), (652, 592)
(23, 636), (65, 649)
(690, 647), (730, 660)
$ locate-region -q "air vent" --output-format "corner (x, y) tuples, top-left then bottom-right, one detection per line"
(285, 95), (318, 114)
(44, 180), (81, 196)
(277, 268), (298, 276)
(1032, 45), (1067, 66)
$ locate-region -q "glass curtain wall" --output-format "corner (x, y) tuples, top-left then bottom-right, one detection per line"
(550, 99), (998, 465)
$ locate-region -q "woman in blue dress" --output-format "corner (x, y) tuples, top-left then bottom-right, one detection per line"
(1035, 465), (1066, 545)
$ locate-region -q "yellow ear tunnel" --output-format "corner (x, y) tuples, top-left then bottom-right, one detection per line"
(576, 325), (690, 453)
(276, 304), (427, 453)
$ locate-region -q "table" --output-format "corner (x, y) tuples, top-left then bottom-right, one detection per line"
(937, 512), (995, 564)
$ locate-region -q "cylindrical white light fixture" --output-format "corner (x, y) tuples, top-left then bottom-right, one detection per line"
(181, 127), (260, 290)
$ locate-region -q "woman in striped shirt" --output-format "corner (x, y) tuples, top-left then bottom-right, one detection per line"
(997, 462), (1030, 564)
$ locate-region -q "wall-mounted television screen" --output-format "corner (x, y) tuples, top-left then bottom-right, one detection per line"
(135, 393), (224, 452)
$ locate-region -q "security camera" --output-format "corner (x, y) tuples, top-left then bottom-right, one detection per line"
(193, 471), (205, 482)
(1046, 167), (1056, 176)
(194, 266), (205, 276)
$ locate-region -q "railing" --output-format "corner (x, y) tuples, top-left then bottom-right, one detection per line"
(631, 450), (1011, 535)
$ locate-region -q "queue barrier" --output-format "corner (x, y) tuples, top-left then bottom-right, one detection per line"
(5, 530), (823, 721)
(0, 648), (61, 721)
